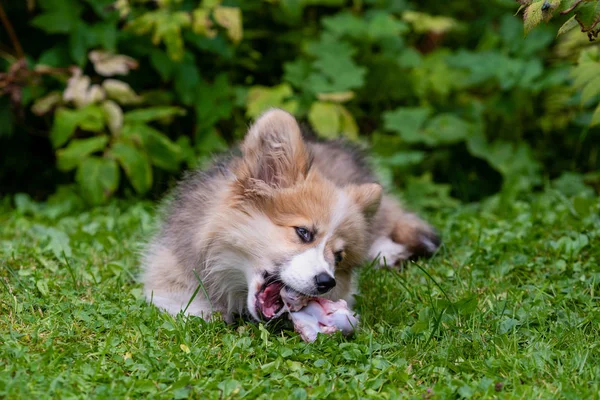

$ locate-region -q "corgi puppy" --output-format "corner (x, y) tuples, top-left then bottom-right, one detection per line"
(141, 109), (440, 323)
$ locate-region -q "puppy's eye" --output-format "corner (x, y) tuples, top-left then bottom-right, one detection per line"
(295, 227), (313, 243)
(334, 251), (344, 264)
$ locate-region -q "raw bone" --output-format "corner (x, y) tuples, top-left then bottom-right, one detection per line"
(287, 298), (359, 342)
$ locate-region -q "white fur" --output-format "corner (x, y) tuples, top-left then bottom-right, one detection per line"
(368, 236), (410, 267)
(148, 292), (213, 319)
(330, 191), (350, 231)
(280, 241), (331, 295)
(203, 247), (251, 317)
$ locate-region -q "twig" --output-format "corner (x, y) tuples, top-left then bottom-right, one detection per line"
(0, 1), (24, 59)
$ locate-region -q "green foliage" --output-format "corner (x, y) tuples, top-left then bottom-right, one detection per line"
(41, 64), (189, 203)
(516, 0), (600, 147)
(571, 46), (600, 125)
(1, 0), (599, 203)
(518, 0), (600, 39)
(1, 183), (598, 397)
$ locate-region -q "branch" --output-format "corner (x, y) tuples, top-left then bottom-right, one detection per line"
(0, 1), (25, 59)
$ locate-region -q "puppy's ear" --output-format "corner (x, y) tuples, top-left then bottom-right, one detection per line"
(238, 108), (312, 189)
(346, 183), (382, 218)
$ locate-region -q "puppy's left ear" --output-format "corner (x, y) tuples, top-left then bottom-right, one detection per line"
(237, 108), (312, 190)
(346, 183), (382, 218)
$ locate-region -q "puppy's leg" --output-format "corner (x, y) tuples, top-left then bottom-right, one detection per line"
(142, 244), (214, 319)
(147, 291), (214, 319)
(368, 195), (441, 267)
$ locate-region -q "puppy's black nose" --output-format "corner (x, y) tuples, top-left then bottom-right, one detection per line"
(315, 273), (336, 294)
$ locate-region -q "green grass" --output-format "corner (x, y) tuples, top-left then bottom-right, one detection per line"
(1, 182), (599, 399)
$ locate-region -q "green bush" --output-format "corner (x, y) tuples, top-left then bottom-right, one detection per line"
(0, 0), (598, 204)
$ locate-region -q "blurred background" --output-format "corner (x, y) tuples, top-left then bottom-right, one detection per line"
(1, 0), (599, 209)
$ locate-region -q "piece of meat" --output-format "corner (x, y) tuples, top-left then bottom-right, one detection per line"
(280, 286), (311, 312)
(287, 297), (359, 342)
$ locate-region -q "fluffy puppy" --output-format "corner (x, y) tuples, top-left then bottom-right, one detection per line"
(141, 109), (440, 322)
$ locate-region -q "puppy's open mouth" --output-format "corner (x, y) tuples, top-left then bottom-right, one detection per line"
(256, 279), (285, 320)
(256, 276), (312, 320)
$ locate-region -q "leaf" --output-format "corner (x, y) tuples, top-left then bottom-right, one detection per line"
(30, 1), (83, 34)
(322, 11), (366, 39)
(424, 114), (471, 145)
(123, 107), (186, 124)
(173, 55), (201, 105)
(246, 84), (298, 118)
(569, 1), (600, 32)
(78, 106), (106, 132)
(102, 79), (141, 105)
(88, 20), (118, 50)
(37, 279), (49, 297)
(580, 75), (600, 104)
(381, 151), (425, 167)
(402, 10), (458, 34)
(592, 103), (600, 126)
(309, 102), (340, 139)
(56, 136), (109, 171)
(366, 11), (409, 40)
(410, 320), (429, 334)
(76, 156), (120, 204)
(498, 318), (519, 334)
(50, 108), (82, 148)
(32, 91), (62, 116)
(101, 100), (123, 135)
(89, 51), (139, 77)
(383, 107), (432, 143)
(191, 8), (216, 37)
(50, 105), (106, 145)
(447, 50), (542, 90)
(37, 45), (71, 68)
(308, 102), (358, 140)
(317, 91), (355, 103)
(69, 21), (90, 66)
(523, 1), (551, 35)
(180, 344), (190, 354)
(150, 49), (175, 81)
(305, 34), (366, 93)
(467, 132), (540, 179)
(454, 296), (478, 315)
(337, 104), (359, 140)
(44, 226), (72, 259)
(403, 173), (459, 209)
(572, 63), (599, 88)
(123, 123), (181, 171)
(570, 48), (600, 125)
(127, 9), (191, 61)
(194, 74), (234, 133)
(213, 7), (243, 43)
(110, 141), (152, 194)
(458, 385), (474, 399)
(522, 0), (600, 36)
(283, 59), (312, 89)
(557, 15), (579, 36)
(63, 69), (106, 108)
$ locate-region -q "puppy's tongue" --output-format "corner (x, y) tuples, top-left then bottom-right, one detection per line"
(257, 282), (284, 319)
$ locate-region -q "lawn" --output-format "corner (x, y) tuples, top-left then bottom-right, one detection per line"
(1, 179), (599, 399)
